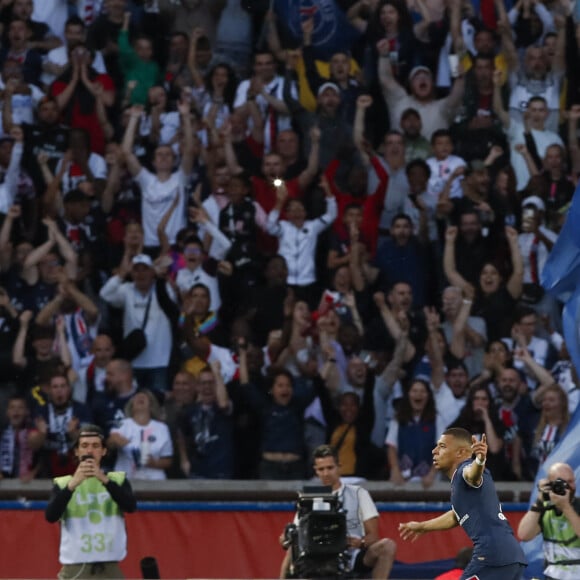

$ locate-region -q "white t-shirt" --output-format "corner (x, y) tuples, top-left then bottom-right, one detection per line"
(135, 167), (188, 246)
(0, 82), (45, 133)
(110, 417), (173, 480)
(426, 154), (466, 200)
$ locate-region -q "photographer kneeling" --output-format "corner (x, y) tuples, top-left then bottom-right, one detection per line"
(280, 445), (396, 579)
(518, 462), (580, 580)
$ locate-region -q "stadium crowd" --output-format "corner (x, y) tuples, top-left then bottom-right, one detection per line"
(0, 0), (578, 485)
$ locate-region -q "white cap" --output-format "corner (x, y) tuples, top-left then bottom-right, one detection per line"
(523, 195), (546, 212)
(132, 254), (154, 268)
(408, 66), (432, 81)
(317, 82), (341, 96)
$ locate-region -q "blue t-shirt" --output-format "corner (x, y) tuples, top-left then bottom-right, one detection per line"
(450, 460), (527, 567)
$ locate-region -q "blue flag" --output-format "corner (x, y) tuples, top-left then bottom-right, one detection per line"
(541, 184), (580, 373)
(541, 184), (580, 298)
(527, 184), (580, 578)
(272, 0), (361, 60)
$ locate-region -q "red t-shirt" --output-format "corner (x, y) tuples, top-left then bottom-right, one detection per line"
(324, 156), (389, 258)
(51, 73), (115, 154)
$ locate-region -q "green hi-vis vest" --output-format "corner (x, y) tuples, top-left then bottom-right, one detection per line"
(54, 472), (128, 565)
(541, 499), (580, 580)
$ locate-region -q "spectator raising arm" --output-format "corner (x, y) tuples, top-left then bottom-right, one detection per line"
(373, 292), (416, 363)
(177, 99), (195, 176)
(448, 287), (475, 361)
(0, 127), (24, 214)
(297, 125), (320, 191)
(425, 306), (445, 391)
(12, 310), (33, 369)
(505, 225), (524, 300)
(187, 27), (209, 90)
(354, 94), (373, 167)
(377, 40), (406, 103)
(24, 218), (77, 279)
(492, 69), (510, 129)
(494, 0), (519, 72)
(443, 226), (470, 291)
(121, 105), (145, 176)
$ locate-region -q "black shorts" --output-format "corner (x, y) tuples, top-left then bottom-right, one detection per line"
(350, 549), (373, 577)
(461, 561), (526, 580)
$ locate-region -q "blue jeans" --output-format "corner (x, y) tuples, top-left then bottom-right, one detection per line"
(133, 367), (169, 393)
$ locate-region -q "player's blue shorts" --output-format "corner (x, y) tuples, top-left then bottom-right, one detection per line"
(461, 561), (526, 580)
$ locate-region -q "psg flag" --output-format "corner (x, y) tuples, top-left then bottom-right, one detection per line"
(272, 0), (361, 59)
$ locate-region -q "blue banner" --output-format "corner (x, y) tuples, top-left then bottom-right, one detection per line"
(541, 185), (580, 299)
(528, 185), (580, 577)
(272, 0), (361, 59)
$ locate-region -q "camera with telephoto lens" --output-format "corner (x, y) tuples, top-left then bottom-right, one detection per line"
(545, 478), (570, 496)
(283, 486), (349, 579)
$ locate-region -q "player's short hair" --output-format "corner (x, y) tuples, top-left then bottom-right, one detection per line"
(443, 427), (472, 447)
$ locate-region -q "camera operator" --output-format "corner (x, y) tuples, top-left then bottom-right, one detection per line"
(518, 462), (580, 580)
(280, 445), (396, 579)
(45, 424), (137, 579)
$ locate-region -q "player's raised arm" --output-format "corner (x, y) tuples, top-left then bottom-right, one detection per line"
(463, 434), (487, 486)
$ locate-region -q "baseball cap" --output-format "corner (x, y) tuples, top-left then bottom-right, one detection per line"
(522, 195), (546, 212)
(132, 254), (154, 268)
(408, 66), (432, 81)
(317, 82), (341, 96)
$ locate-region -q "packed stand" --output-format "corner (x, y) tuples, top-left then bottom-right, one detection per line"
(0, 0), (577, 485)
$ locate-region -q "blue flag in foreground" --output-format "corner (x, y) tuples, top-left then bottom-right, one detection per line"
(272, 0), (360, 59)
(541, 184), (580, 298)
(526, 185), (580, 578)
(542, 184), (580, 377)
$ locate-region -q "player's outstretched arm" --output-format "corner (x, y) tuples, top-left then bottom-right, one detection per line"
(398, 509), (458, 541)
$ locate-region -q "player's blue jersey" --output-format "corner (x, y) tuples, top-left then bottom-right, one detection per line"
(450, 460), (527, 567)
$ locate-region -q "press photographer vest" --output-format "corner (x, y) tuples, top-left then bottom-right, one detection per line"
(540, 498), (580, 580)
(338, 484), (365, 539)
(53, 472), (128, 564)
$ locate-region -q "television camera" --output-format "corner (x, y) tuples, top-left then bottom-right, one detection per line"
(283, 486), (350, 579)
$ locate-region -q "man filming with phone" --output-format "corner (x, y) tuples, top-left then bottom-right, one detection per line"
(45, 424), (137, 579)
(518, 462), (580, 580)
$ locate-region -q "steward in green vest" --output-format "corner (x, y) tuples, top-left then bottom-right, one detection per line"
(45, 424), (137, 579)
